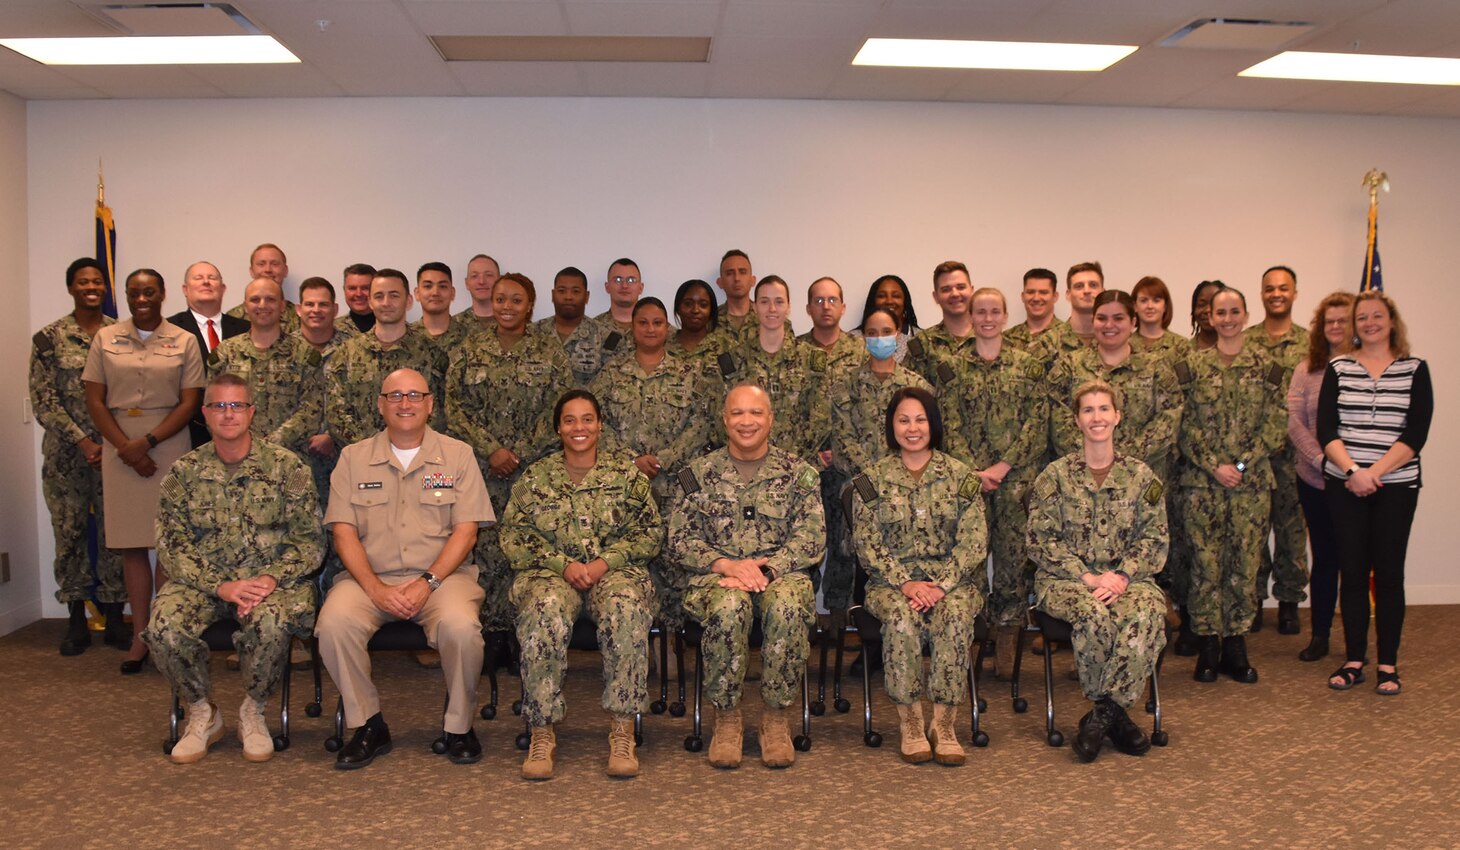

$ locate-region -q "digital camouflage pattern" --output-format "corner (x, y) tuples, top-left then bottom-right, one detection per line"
(666, 325), (736, 367)
(1178, 343), (1287, 636)
(799, 329), (866, 376)
(719, 334), (830, 464)
(228, 300), (299, 332)
(852, 452), (987, 705)
(1002, 317), (1067, 356)
(412, 314), (484, 364)
(668, 446), (824, 710)
(1135, 330), (1192, 364)
(1026, 320), (1094, 372)
(1029, 453), (1168, 709)
(1245, 323), (1311, 604)
(208, 333), (325, 455)
(537, 314), (626, 387)
(447, 323), (571, 631)
(1046, 347), (1183, 480)
(903, 322), (974, 391)
(942, 344), (1048, 627)
(145, 439), (323, 703)
(30, 313), (124, 603)
(324, 326), (447, 448)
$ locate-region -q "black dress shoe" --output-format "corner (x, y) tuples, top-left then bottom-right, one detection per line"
(1105, 704), (1151, 756)
(1277, 602), (1301, 635)
(1298, 634), (1330, 662)
(848, 648), (882, 677)
(1220, 636), (1259, 684)
(1193, 636), (1220, 683)
(337, 724), (393, 770)
(1072, 703), (1113, 763)
(120, 649), (148, 675)
(444, 728), (482, 765)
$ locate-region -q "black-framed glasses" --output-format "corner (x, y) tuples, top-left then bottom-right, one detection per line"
(380, 391), (431, 403)
(202, 401), (253, 412)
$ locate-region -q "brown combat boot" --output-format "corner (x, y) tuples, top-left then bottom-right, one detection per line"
(993, 625), (1019, 681)
(929, 703), (966, 766)
(896, 702), (932, 764)
(521, 724), (556, 780)
(758, 704), (795, 769)
(707, 706), (743, 769)
(606, 714), (639, 778)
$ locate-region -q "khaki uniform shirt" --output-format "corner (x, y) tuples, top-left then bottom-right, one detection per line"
(82, 318), (206, 410)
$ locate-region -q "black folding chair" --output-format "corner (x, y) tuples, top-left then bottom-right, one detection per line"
(679, 617), (816, 753)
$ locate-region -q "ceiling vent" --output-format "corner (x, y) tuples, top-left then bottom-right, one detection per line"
(1162, 18), (1314, 50)
(92, 3), (259, 36)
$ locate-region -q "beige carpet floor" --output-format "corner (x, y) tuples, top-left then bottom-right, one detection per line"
(2, 607), (1458, 850)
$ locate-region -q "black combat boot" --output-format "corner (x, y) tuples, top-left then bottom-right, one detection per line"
(1105, 702), (1151, 756)
(1193, 635), (1220, 683)
(1174, 607), (1199, 657)
(1220, 635), (1259, 683)
(1277, 602), (1301, 635)
(59, 601), (91, 656)
(1072, 700), (1114, 763)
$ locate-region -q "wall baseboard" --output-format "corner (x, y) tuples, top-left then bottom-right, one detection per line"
(0, 601), (44, 638)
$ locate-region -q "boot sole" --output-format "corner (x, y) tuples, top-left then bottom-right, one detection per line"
(606, 765), (640, 778)
(933, 752), (966, 766)
(171, 723), (226, 765)
(242, 747), (275, 763)
(335, 740), (392, 770)
(900, 749), (933, 764)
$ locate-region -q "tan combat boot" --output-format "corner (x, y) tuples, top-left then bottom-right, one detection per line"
(994, 625), (1019, 681)
(237, 698), (274, 762)
(606, 714), (639, 778)
(170, 699), (223, 765)
(522, 724), (556, 780)
(707, 706), (743, 769)
(929, 703), (966, 766)
(758, 704), (795, 769)
(896, 702), (932, 764)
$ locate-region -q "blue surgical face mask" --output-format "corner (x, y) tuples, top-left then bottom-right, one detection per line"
(865, 335), (898, 360)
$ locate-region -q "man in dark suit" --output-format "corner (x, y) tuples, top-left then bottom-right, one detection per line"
(169, 260), (249, 447)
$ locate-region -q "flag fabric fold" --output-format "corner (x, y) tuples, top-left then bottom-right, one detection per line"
(95, 197), (118, 318)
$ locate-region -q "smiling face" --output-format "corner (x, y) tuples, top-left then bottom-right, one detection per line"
(1093, 300), (1134, 351)
(343, 273), (374, 315)
(873, 278), (906, 328)
(465, 256), (499, 305)
(243, 278), (284, 331)
(492, 278), (531, 334)
(1193, 283), (1219, 333)
(754, 280), (790, 332)
(1353, 296), (1393, 350)
(1260, 268), (1296, 320)
(369, 276), (412, 326)
(415, 269), (454, 317)
(891, 395), (930, 456)
(249, 246), (288, 284)
(556, 397), (602, 456)
(723, 384), (772, 458)
(633, 303), (669, 352)
(933, 270), (972, 318)
(181, 262), (225, 314)
(969, 291), (1007, 340)
(296, 284), (338, 332)
(378, 369), (433, 440)
(1021, 276), (1057, 321)
(1210, 289), (1248, 341)
(202, 382), (255, 444)
(126, 272), (166, 329)
(1322, 304), (1352, 349)
(1075, 389), (1120, 446)
(68, 264), (107, 312)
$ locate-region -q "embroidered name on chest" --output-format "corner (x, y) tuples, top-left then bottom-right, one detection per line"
(422, 473), (455, 490)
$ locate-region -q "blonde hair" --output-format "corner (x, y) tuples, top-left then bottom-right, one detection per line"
(1072, 379), (1121, 413)
(1353, 290), (1410, 357)
(971, 286), (1006, 308)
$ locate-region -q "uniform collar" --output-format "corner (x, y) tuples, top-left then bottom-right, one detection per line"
(367, 427), (446, 474)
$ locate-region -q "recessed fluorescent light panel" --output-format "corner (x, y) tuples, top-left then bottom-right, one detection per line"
(1240, 51), (1460, 85)
(853, 38), (1137, 71)
(0, 35), (299, 65)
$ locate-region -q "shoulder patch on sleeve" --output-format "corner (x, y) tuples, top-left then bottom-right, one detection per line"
(1266, 363), (1285, 387)
(716, 352), (738, 379)
(906, 337), (925, 359)
(958, 473), (982, 501)
(160, 474), (183, 504)
(1173, 361), (1193, 385)
(677, 467), (701, 496)
(32, 330), (53, 354)
(1025, 360), (1044, 381)
(603, 331), (623, 352)
(796, 466), (820, 491)
(935, 363), (956, 386)
(1143, 480), (1164, 505)
(852, 473), (878, 504)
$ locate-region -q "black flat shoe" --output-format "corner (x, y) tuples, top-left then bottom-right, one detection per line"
(1251, 607), (1264, 633)
(445, 728), (482, 764)
(1106, 704), (1151, 756)
(1298, 635), (1329, 662)
(337, 724), (393, 770)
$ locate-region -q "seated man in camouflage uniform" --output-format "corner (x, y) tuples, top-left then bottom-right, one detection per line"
(144, 373), (324, 764)
(668, 384), (824, 770)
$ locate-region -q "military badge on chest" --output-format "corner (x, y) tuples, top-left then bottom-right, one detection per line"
(422, 473), (455, 490)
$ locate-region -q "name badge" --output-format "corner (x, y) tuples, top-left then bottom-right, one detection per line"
(358, 482), (383, 490)
(423, 473), (455, 490)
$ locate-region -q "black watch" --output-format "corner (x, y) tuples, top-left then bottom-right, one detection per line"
(145, 432), (159, 448)
(421, 571), (441, 592)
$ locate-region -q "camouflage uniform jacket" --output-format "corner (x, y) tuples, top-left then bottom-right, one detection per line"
(589, 351), (718, 496)
(667, 445), (826, 583)
(851, 451), (988, 591)
(904, 322), (975, 391)
(156, 439), (324, 595)
(229, 301), (300, 332)
(294, 329), (348, 366)
(798, 330), (866, 376)
(666, 325), (735, 366)
(1003, 317), (1066, 355)
(1028, 319), (1094, 371)
(1046, 347), (1183, 470)
(325, 326), (448, 447)
(720, 333), (830, 462)
(332, 314), (366, 340)
(411, 314), (483, 363)
(536, 314), (628, 387)
(31, 312), (112, 448)
(1243, 323), (1309, 374)
(828, 359), (932, 479)
(1135, 330), (1191, 364)
(209, 333), (325, 454)
(1029, 453), (1168, 584)
(943, 344), (1049, 479)
(1177, 343), (1287, 490)
(446, 323), (571, 465)
(500, 448), (661, 580)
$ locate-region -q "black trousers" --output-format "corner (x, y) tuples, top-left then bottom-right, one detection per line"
(1297, 480), (1341, 636)
(1325, 477), (1419, 667)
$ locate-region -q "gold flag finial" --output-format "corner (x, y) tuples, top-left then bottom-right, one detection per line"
(1362, 168), (1388, 206)
(97, 158), (105, 206)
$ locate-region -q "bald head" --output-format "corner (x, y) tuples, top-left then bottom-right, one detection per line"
(243, 277), (285, 330)
(182, 261), (226, 314)
(723, 383), (773, 460)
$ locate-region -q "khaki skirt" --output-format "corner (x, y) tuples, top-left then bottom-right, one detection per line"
(101, 408), (192, 549)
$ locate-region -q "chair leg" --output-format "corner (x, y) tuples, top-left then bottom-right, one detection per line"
(164, 692), (183, 754)
(794, 665), (811, 751)
(1150, 642), (1169, 746)
(1010, 621), (1029, 713)
(1042, 637), (1063, 747)
(812, 625), (829, 716)
(274, 652), (292, 751)
(649, 626), (669, 715)
(671, 633), (686, 717)
(967, 657), (989, 747)
(324, 696), (345, 752)
(306, 636), (323, 718)
(861, 637), (881, 747)
(832, 622), (849, 713)
(683, 642), (704, 752)
(515, 680), (530, 750)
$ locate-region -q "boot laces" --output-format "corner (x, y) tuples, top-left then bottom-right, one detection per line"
(528, 729), (554, 761)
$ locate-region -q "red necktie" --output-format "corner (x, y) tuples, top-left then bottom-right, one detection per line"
(206, 318), (220, 351)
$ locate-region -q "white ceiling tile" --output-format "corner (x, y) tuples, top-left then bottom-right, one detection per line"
(0, 1), (121, 37)
(563, 1), (721, 36)
(186, 63), (349, 98)
(56, 66), (226, 98)
(721, 1), (880, 39)
(400, 0), (569, 35)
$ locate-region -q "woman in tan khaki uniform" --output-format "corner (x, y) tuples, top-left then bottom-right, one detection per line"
(83, 268), (205, 673)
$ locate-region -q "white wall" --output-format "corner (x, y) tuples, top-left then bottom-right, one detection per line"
(1, 90), (40, 635)
(21, 96), (1460, 620)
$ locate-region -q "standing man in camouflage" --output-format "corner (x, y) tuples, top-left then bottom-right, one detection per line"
(905, 261), (977, 393)
(334, 263), (377, 339)
(455, 253), (499, 334)
(226, 243), (299, 332)
(144, 374), (323, 764)
(325, 269), (447, 449)
(1245, 265), (1309, 634)
(539, 266), (624, 386)
(593, 258), (644, 340)
(31, 257), (126, 655)
(715, 249), (756, 332)
(1003, 268), (1063, 353)
(668, 384), (823, 770)
(411, 261), (479, 354)
(1029, 261), (1105, 371)
(501, 390), (661, 780)
(292, 277), (348, 506)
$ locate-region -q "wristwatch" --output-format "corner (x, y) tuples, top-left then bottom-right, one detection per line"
(145, 432), (159, 448)
(421, 571), (441, 592)
(1345, 464), (1360, 477)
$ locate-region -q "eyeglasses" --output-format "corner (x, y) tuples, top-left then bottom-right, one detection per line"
(811, 296), (842, 306)
(202, 401), (253, 412)
(380, 391), (431, 403)
(610, 276), (640, 286)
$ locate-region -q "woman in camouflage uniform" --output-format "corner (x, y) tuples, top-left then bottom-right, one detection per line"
(851, 388), (986, 766)
(1030, 380), (1168, 763)
(1132, 276), (1191, 361)
(666, 279), (730, 364)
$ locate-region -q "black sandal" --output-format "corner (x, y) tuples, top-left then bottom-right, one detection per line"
(1328, 665), (1366, 690)
(1375, 669), (1402, 696)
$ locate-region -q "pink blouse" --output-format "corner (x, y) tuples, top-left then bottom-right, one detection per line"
(1286, 362), (1327, 489)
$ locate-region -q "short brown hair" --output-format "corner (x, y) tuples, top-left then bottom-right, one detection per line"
(933, 261), (969, 284)
(1066, 261), (1104, 288)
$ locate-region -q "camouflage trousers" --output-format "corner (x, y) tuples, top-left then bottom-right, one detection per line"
(986, 478), (1034, 628)
(42, 437), (124, 604)
(864, 584), (982, 706)
(510, 570), (655, 726)
(1256, 452), (1309, 603)
(1037, 579), (1167, 710)
(1182, 485), (1270, 637)
(1159, 477), (1192, 605)
(476, 476), (520, 632)
(684, 571), (815, 711)
(143, 581), (315, 704)
(819, 467), (854, 613)
(647, 491), (686, 629)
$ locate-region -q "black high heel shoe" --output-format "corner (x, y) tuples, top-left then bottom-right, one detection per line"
(120, 648), (149, 675)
